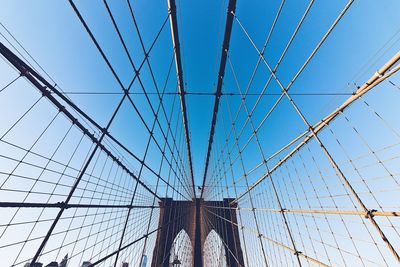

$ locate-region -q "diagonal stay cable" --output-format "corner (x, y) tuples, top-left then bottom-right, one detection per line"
(1, 6), (187, 199)
(0, 43), (161, 200)
(234, 2), (400, 260)
(204, 0), (298, 194)
(126, 0), (194, 196)
(103, 1), (191, 188)
(209, 0), (345, 194)
(207, 0), (314, 190)
(0, 41), (164, 264)
(69, 0), (193, 199)
(0, 41), (188, 202)
(100, 3), (194, 260)
(70, 0), (190, 190)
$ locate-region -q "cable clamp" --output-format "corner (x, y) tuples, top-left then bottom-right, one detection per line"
(58, 201), (68, 209)
(82, 128), (90, 136)
(365, 209), (377, 219)
(58, 106), (65, 112)
(294, 251), (302, 256)
(42, 87), (51, 97)
(375, 70), (383, 78)
(21, 68), (29, 76)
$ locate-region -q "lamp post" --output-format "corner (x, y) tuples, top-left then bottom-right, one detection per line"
(171, 255), (181, 266)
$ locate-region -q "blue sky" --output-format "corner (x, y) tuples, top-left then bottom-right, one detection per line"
(1, 0), (400, 266)
(1, 0), (400, 183)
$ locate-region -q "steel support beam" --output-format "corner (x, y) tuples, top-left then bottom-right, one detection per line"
(0, 202), (158, 209)
(168, 0), (196, 197)
(200, 0), (237, 199)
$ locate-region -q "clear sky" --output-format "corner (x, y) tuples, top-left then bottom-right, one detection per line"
(1, 0), (400, 266)
(1, 0), (400, 184)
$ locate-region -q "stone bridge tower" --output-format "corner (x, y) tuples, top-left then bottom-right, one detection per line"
(151, 198), (244, 267)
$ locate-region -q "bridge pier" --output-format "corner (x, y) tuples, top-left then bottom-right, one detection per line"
(151, 198), (244, 266)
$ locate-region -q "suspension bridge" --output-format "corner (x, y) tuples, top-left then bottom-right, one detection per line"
(1, 0), (400, 266)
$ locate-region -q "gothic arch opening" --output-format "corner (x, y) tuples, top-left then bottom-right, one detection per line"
(203, 230), (227, 267)
(169, 229), (193, 266)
